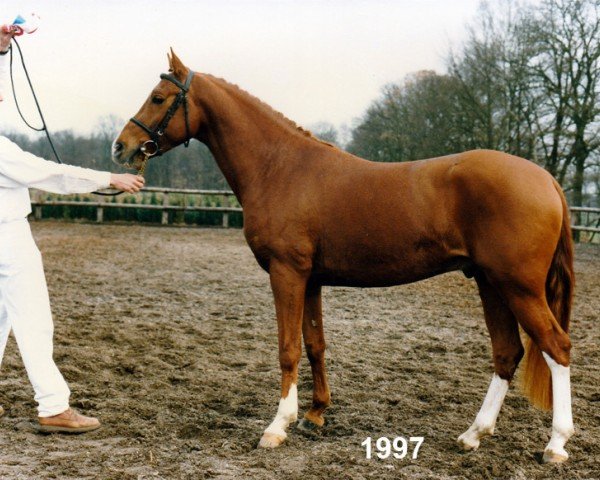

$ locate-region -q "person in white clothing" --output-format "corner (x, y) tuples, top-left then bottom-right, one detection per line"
(0, 25), (144, 432)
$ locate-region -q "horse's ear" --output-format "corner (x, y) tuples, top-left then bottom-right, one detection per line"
(168, 47), (187, 79)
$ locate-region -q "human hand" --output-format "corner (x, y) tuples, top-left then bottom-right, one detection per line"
(0, 25), (17, 52)
(110, 173), (145, 193)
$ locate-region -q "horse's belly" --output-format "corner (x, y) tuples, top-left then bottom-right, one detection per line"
(312, 243), (470, 287)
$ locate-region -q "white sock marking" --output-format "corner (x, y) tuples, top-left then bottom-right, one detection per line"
(458, 374), (509, 449)
(542, 352), (574, 459)
(264, 383), (298, 438)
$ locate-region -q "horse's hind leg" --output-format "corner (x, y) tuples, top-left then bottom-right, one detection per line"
(500, 287), (573, 463)
(458, 274), (523, 451)
(298, 283), (331, 430)
(541, 351), (573, 462)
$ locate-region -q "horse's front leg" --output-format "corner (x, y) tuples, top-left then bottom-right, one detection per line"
(298, 282), (331, 429)
(259, 261), (307, 448)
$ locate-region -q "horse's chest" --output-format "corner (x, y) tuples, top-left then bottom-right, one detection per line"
(244, 224), (315, 274)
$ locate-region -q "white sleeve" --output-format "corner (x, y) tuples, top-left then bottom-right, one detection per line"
(0, 53), (8, 101)
(0, 136), (112, 193)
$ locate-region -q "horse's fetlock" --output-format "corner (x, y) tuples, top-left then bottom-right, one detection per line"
(314, 393), (330, 409)
(284, 411), (298, 423)
(553, 422), (574, 439)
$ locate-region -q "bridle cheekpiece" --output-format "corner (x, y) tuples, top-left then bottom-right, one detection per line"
(128, 70), (195, 171)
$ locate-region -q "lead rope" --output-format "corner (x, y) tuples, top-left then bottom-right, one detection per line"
(138, 154), (149, 177)
(8, 39), (125, 196)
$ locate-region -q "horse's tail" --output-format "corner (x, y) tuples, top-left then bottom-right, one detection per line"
(520, 180), (574, 410)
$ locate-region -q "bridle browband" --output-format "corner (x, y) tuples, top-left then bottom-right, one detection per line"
(129, 70), (196, 163)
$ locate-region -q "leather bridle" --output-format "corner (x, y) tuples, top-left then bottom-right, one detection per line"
(129, 70), (195, 164)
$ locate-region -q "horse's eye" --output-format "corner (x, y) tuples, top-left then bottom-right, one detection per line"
(152, 96), (165, 105)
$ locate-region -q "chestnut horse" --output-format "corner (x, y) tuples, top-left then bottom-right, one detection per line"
(112, 51), (575, 463)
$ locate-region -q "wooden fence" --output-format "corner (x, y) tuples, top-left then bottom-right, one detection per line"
(30, 187), (241, 228)
(30, 187), (600, 239)
(570, 207), (600, 235)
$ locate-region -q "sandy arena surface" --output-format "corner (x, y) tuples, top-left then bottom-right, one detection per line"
(0, 222), (598, 479)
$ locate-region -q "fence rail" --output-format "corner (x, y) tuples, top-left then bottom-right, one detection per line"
(30, 187), (241, 228)
(30, 188), (600, 238)
(570, 207), (600, 236)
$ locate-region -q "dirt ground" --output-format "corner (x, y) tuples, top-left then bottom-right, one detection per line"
(0, 222), (598, 480)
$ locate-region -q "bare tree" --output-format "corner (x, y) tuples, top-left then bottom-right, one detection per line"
(351, 0), (600, 215)
(92, 114), (126, 171)
(527, 0), (600, 208)
(448, 1), (538, 156)
(309, 122), (340, 146)
(348, 71), (465, 161)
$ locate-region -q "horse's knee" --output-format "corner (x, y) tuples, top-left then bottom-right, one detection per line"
(494, 345), (524, 380)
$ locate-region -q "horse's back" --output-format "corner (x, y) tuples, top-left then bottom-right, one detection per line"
(308, 148), (563, 286)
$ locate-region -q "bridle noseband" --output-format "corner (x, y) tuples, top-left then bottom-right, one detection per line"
(129, 70), (195, 169)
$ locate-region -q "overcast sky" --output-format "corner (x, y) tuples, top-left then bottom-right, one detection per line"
(0, 0), (482, 137)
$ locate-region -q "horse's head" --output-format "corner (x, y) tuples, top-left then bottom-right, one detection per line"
(112, 49), (199, 170)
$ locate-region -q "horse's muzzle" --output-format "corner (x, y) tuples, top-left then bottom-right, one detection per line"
(111, 141), (140, 168)
(111, 141), (126, 165)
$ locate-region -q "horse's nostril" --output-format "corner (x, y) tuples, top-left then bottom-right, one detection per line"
(113, 142), (124, 155)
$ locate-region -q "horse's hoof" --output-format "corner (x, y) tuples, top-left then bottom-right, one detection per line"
(543, 448), (568, 463)
(457, 433), (480, 451)
(297, 418), (321, 432)
(258, 432), (286, 448)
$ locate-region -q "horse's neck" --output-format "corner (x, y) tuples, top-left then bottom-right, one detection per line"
(193, 75), (311, 204)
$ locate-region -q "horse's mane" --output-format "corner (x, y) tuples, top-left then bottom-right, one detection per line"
(206, 74), (335, 148)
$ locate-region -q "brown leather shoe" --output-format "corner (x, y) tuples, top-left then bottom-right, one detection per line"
(38, 408), (101, 433)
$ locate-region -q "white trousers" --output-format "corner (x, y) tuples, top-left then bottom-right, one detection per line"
(0, 219), (70, 417)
